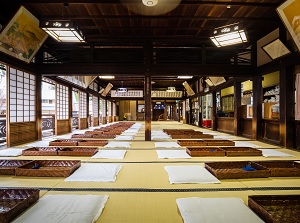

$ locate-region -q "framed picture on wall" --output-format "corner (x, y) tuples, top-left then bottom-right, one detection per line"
(0, 6), (48, 63)
(296, 73), (300, 120)
(277, 0), (300, 51)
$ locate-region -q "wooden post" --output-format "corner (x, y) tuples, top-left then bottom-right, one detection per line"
(234, 81), (241, 136)
(212, 91), (217, 131)
(252, 76), (263, 140)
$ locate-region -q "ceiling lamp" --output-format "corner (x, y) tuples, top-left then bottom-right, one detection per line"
(40, 20), (85, 42)
(99, 76), (115, 79)
(142, 0), (158, 7)
(210, 23), (247, 47)
(177, 76), (193, 79)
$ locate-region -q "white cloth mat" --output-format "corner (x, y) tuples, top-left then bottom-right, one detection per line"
(259, 149), (294, 157)
(154, 142), (181, 148)
(0, 148), (24, 157)
(25, 140), (51, 147)
(233, 141), (261, 148)
(156, 150), (191, 159)
(104, 141), (131, 148)
(164, 166), (220, 184)
(213, 135), (231, 139)
(176, 197), (264, 223)
(92, 150), (127, 159)
(65, 163), (122, 182)
(152, 135), (171, 140)
(124, 129), (139, 133)
(13, 194), (108, 223)
(121, 132), (137, 136)
(114, 135), (134, 140)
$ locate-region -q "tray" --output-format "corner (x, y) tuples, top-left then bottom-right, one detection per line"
(171, 135), (191, 139)
(203, 140), (235, 146)
(71, 134), (93, 138)
(58, 147), (98, 156)
(221, 147), (262, 156)
(189, 134), (214, 139)
(177, 140), (206, 146)
(0, 188), (40, 223)
(205, 161), (270, 179)
(22, 147), (61, 156)
(186, 147), (226, 157)
(0, 160), (32, 175)
(77, 140), (109, 146)
(15, 160), (81, 177)
(254, 161), (300, 177)
(248, 195), (300, 223)
(92, 134), (116, 139)
(49, 139), (78, 146)
(85, 131), (104, 135)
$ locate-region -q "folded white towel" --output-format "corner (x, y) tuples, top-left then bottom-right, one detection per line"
(92, 150), (127, 159)
(164, 166), (220, 184)
(176, 197), (264, 223)
(104, 141), (131, 148)
(154, 142), (181, 148)
(0, 148), (24, 157)
(259, 149), (294, 157)
(156, 150), (191, 159)
(13, 194), (108, 223)
(114, 135), (134, 140)
(233, 141), (260, 148)
(65, 163), (122, 182)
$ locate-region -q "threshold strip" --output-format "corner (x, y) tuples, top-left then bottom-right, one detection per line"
(1, 186), (300, 193)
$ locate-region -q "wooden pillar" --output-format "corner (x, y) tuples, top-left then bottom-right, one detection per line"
(86, 93), (90, 127)
(234, 81), (241, 136)
(212, 91), (217, 131)
(145, 74), (152, 141)
(252, 76), (263, 140)
(68, 86), (73, 132)
(279, 64), (294, 148)
(36, 74), (42, 140)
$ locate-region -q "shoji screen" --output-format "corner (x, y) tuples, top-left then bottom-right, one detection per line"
(8, 68), (37, 145)
(55, 83), (70, 135)
(107, 100), (112, 122)
(79, 91), (88, 129)
(92, 95), (99, 126)
(101, 98), (106, 124)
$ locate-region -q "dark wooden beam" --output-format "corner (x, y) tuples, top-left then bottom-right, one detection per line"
(39, 63), (256, 77)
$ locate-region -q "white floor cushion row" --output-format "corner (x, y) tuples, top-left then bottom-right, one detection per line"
(156, 150), (191, 159)
(65, 163), (122, 182)
(13, 194), (108, 223)
(176, 197), (264, 223)
(92, 150), (127, 159)
(164, 166), (220, 184)
(154, 142), (181, 148)
(233, 141), (261, 148)
(104, 141), (131, 148)
(0, 148), (25, 157)
(114, 135), (134, 140)
(259, 149), (294, 157)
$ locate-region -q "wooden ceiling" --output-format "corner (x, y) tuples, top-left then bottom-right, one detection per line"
(0, 0), (286, 91)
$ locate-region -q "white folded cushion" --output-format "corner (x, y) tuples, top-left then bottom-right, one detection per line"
(233, 141), (260, 147)
(104, 141), (131, 148)
(156, 150), (191, 159)
(13, 194), (108, 223)
(259, 149), (294, 157)
(164, 166), (220, 184)
(154, 142), (181, 148)
(114, 135), (134, 140)
(0, 148), (24, 157)
(176, 197), (264, 223)
(92, 150), (127, 159)
(65, 163), (122, 182)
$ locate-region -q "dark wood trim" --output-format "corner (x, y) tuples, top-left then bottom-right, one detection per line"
(234, 81), (241, 136)
(252, 76), (263, 140)
(36, 74), (42, 140)
(68, 86), (73, 132)
(212, 91), (217, 131)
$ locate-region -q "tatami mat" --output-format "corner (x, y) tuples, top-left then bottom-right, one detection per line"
(1, 121), (300, 222)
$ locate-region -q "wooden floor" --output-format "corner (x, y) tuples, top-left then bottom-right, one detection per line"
(1, 121), (300, 223)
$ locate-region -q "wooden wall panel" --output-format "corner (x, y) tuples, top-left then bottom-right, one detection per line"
(56, 120), (70, 135)
(217, 118), (234, 134)
(263, 119), (280, 145)
(241, 118), (252, 138)
(79, 118), (88, 130)
(93, 117), (99, 126)
(295, 121), (300, 151)
(9, 122), (37, 146)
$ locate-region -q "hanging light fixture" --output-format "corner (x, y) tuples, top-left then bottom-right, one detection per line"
(40, 3), (85, 42)
(210, 23), (247, 47)
(142, 0), (158, 7)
